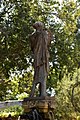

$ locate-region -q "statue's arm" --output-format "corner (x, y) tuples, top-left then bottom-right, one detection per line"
(29, 35), (34, 52)
(29, 33), (36, 52)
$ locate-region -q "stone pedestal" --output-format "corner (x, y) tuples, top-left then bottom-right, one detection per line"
(22, 96), (55, 120)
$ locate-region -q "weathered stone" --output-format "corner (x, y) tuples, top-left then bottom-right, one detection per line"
(23, 96), (55, 113)
(29, 21), (52, 97)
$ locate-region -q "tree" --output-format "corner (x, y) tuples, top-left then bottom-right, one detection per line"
(47, 1), (80, 88)
(54, 69), (80, 120)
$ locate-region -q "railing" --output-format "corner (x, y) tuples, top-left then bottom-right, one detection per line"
(0, 100), (23, 110)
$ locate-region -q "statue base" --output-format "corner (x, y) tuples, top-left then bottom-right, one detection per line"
(22, 96), (55, 120)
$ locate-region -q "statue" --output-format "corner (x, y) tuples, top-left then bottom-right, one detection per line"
(30, 22), (52, 98)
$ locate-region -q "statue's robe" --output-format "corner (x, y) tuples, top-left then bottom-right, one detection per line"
(30, 29), (51, 97)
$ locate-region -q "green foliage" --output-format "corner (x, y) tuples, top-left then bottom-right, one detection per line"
(0, 105), (23, 117)
(0, 71), (33, 101)
(54, 68), (80, 120)
(47, 1), (80, 87)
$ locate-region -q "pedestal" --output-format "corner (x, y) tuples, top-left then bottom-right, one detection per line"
(22, 96), (55, 120)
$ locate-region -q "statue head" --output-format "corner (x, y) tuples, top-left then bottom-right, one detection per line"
(33, 21), (44, 30)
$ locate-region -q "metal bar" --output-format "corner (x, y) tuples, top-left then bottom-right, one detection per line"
(0, 100), (23, 110)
